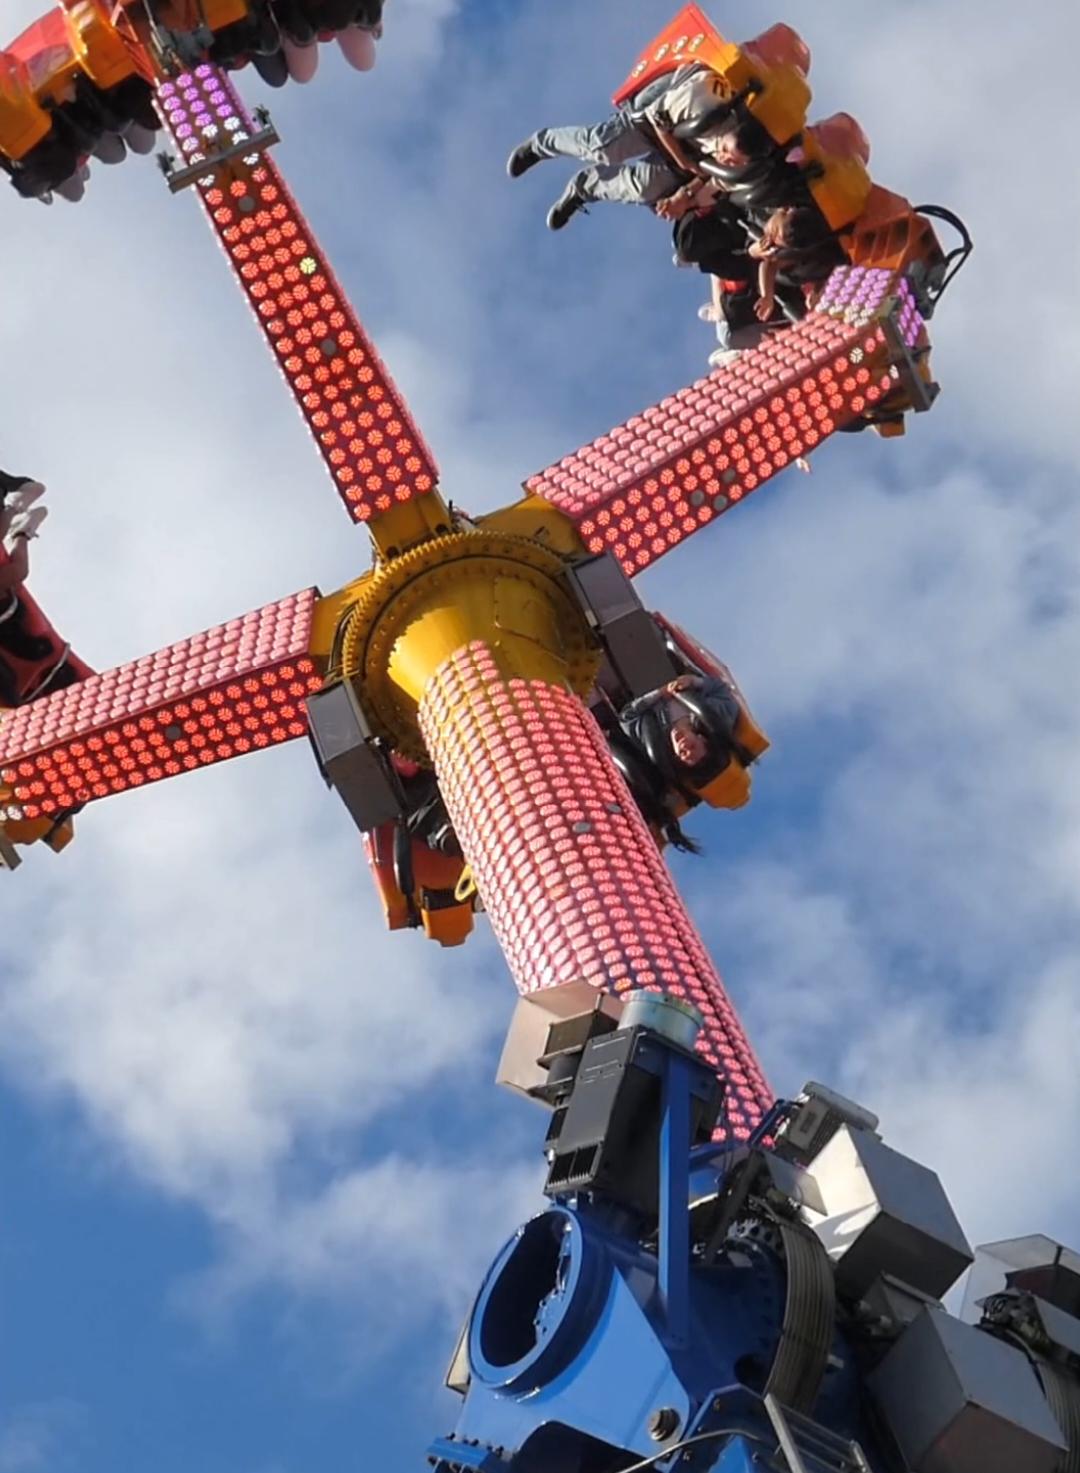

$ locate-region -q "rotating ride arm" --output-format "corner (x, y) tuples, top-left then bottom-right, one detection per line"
(0, 588), (322, 834)
(0, 0), (386, 204)
(516, 267), (931, 577)
(153, 66), (440, 526)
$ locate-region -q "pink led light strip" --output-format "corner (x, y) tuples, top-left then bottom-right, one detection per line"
(526, 265), (919, 576)
(155, 65), (438, 522)
(0, 590), (321, 818)
(419, 640), (773, 1136)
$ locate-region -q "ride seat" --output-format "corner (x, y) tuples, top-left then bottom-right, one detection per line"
(0, 51), (51, 161)
(840, 183), (945, 277)
(613, 7), (811, 147)
(363, 818), (474, 947)
(798, 115), (873, 231)
(742, 22), (810, 77)
(63, 0), (146, 90)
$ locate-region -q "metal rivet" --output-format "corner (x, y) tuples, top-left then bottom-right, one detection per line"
(648, 1408), (680, 1441)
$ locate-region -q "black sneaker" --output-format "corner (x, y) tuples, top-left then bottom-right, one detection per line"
(546, 176), (588, 231)
(506, 136), (546, 179)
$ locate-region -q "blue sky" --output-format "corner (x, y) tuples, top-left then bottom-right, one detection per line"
(1, 0), (1078, 1468)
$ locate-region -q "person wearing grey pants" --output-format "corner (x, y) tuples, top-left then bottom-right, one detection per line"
(528, 114), (683, 213)
(507, 65), (737, 229)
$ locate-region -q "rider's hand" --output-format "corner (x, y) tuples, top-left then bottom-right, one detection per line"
(754, 294), (776, 322)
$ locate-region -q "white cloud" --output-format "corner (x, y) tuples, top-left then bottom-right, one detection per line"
(0, 0), (1077, 1381)
(179, 1153), (543, 1341)
(666, 452), (1080, 1252)
(0, 1401), (86, 1473)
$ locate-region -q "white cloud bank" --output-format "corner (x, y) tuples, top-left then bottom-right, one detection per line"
(0, 0), (1077, 1378)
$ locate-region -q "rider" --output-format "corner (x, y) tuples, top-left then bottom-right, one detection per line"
(748, 203), (847, 320)
(672, 199), (846, 368)
(0, 471), (79, 707)
(507, 65), (754, 229)
(614, 671), (753, 849)
(620, 673), (741, 775)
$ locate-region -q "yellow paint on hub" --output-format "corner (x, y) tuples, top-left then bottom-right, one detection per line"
(336, 529), (598, 760)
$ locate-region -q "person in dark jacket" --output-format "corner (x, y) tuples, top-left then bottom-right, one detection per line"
(619, 674), (742, 788)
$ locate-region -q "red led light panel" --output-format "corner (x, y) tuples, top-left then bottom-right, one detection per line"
(0, 590), (322, 819)
(419, 640), (773, 1138)
(526, 267), (911, 576)
(156, 67), (439, 522)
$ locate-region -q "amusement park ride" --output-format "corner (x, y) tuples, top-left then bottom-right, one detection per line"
(1, 4), (1078, 1471)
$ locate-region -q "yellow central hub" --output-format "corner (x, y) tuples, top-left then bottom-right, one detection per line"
(337, 529), (599, 760)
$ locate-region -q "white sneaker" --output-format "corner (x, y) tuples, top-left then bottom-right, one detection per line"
(283, 36), (319, 83)
(672, 252), (692, 268)
(5, 506), (47, 541)
(708, 348), (742, 370)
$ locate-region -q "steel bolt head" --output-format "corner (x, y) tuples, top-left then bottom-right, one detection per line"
(648, 1408), (680, 1441)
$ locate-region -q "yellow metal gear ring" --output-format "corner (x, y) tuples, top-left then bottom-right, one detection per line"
(338, 530), (600, 761)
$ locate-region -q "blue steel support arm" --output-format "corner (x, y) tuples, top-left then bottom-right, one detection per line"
(658, 1050), (691, 1347)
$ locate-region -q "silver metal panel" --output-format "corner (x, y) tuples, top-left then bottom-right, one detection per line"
(1033, 1296), (1080, 1360)
(868, 1307), (1066, 1473)
(801, 1125), (972, 1299)
(762, 1152), (828, 1218)
(862, 1273), (941, 1331)
(564, 555), (675, 695)
(306, 678), (375, 762)
(496, 984), (623, 1099)
(963, 1236), (1080, 1325)
(565, 554), (643, 626)
(306, 681), (403, 832)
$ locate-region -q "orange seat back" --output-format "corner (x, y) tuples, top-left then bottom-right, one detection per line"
(799, 117), (873, 230)
(0, 50), (51, 160)
(61, 0), (141, 89)
(613, 3), (810, 145)
(840, 184), (945, 275)
(742, 23), (810, 79)
(808, 111), (870, 165)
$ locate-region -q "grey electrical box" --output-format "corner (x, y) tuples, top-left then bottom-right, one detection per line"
(777, 1080), (880, 1166)
(862, 1273), (942, 1332)
(800, 1124), (972, 1300)
(563, 555), (675, 697)
(868, 1306), (1067, 1473)
(306, 679), (404, 833)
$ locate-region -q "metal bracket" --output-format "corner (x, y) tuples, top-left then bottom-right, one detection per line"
(426, 1437), (507, 1473)
(161, 122), (280, 193)
(881, 310), (939, 415)
(0, 832), (22, 870)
